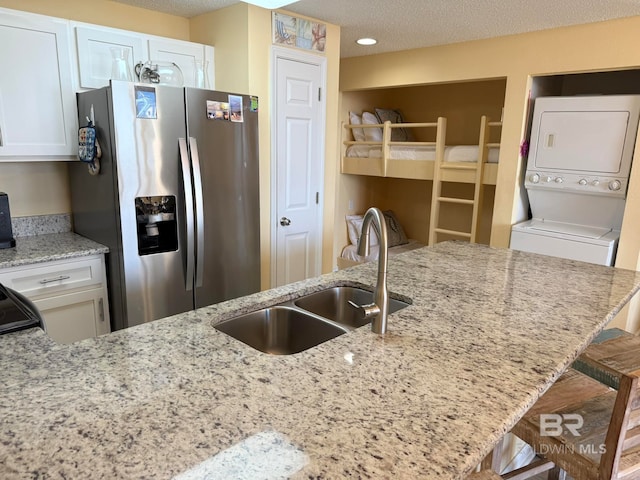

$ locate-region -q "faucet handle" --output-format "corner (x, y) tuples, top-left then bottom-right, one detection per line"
(348, 300), (380, 320)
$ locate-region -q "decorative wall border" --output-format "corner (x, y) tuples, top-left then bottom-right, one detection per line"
(272, 12), (326, 53)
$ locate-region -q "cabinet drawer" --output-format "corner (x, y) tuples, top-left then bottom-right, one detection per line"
(0, 255), (104, 298)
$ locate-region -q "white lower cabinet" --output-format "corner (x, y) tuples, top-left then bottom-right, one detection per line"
(0, 255), (111, 344)
(33, 287), (109, 343)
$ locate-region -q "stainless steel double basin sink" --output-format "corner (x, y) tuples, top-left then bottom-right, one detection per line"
(214, 286), (411, 355)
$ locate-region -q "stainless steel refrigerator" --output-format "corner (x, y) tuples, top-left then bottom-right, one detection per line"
(69, 81), (260, 331)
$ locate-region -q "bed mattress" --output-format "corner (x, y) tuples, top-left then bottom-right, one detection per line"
(345, 144), (500, 163)
(340, 239), (425, 263)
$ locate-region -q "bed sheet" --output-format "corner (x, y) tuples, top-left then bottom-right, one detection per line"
(345, 145), (500, 163)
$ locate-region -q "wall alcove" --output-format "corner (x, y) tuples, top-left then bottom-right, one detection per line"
(337, 78), (506, 248)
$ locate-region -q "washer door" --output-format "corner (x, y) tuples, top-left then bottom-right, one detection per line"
(510, 221), (619, 266)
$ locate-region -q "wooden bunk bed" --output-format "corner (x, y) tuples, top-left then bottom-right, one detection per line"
(341, 116), (501, 185)
(337, 115), (503, 269)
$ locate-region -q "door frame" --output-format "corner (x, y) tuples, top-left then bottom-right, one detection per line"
(269, 46), (327, 288)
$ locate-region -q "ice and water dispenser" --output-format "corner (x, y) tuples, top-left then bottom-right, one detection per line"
(135, 196), (178, 255)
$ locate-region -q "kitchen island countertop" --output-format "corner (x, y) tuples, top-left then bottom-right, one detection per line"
(1, 241), (639, 479)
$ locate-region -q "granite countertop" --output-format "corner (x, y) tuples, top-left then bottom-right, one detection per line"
(1, 242), (639, 479)
(0, 231), (109, 269)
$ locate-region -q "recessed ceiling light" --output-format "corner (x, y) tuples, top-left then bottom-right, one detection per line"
(356, 37), (378, 46)
(241, 0), (300, 8)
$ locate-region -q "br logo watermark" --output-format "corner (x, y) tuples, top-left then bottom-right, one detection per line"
(540, 413), (583, 436)
(538, 414), (606, 455)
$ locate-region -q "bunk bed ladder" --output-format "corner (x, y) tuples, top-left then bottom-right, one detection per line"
(429, 116), (497, 246)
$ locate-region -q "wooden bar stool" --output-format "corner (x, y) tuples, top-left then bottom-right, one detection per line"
(483, 328), (640, 479)
(467, 471), (503, 479)
(572, 328), (640, 389)
(502, 363), (640, 479)
(481, 436), (556, 480)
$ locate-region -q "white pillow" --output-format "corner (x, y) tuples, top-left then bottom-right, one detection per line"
(349, 112), (365, 142)
(362, 111), (383, 142)
(346, 214), (379, 246)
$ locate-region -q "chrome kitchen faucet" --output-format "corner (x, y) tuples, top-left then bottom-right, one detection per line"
(349, 207), (390, 334)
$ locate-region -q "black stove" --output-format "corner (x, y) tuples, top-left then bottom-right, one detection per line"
(0, 283), (43, 335)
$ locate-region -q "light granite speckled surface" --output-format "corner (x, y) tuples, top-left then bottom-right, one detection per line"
(1, 242), (639, 479)
(0, 231), (109, 269)
(11, 213), (72, 238)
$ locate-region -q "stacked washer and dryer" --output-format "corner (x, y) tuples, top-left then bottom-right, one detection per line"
(510, 95), (640, 266)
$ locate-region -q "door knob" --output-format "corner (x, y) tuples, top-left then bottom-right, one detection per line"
(280, 217), (291, 226)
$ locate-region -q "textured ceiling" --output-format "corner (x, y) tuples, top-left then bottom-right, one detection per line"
(111, 0), (640, 57)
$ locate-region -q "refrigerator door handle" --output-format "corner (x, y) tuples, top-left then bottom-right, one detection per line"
(189, 137), (206, 289)
(179, 137), (196, 291)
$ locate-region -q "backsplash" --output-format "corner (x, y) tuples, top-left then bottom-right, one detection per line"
(11, 214), (72, 237)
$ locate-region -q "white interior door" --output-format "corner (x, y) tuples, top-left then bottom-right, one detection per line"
(272, 48), (325, 287)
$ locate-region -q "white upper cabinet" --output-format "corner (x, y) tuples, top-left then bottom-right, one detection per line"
(148, 37), (215, 89)
(0, 8), (215, 161)
(0, 9), (77, 158)
(75, 25), (145, 89)
(74, 23), (215, 90)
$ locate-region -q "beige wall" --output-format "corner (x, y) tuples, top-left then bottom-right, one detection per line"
(246, 6), (275, 289)
(0, 0), (190, 38)
(315, 17), (341, 275)
(190, 4), (250, 93)
(0, 163), (70, 216)
(339, 16), (640, 331)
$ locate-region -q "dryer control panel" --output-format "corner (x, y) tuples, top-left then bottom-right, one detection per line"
(525, 171), (628, 198)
